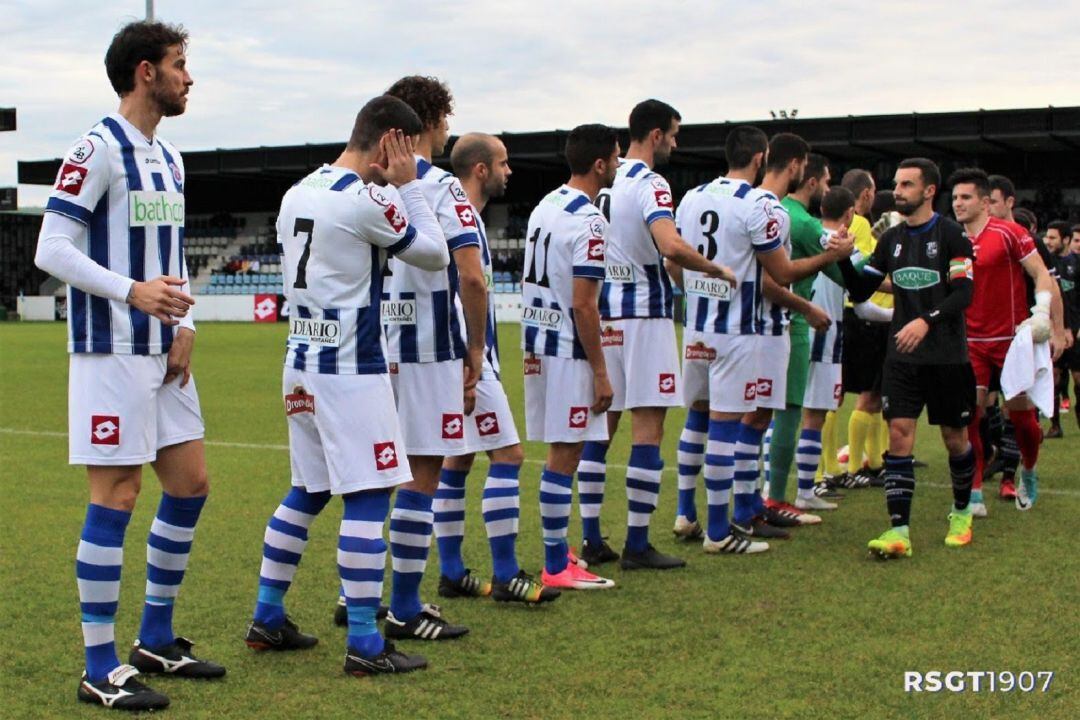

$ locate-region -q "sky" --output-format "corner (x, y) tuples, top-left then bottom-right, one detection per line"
(2, 0), (1078, 206)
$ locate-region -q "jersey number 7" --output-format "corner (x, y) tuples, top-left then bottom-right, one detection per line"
(292, 217), (315, 289)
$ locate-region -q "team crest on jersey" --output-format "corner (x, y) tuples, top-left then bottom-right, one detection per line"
(650, 177), (668, 191)
(454, 204), (477, 228)
(524, 356), (542, 375)
(384, 204), (407, 233)
(442, 413), (465, 439)
(587, 238), (605, 262)
(476, 412), (500, 436)
(284, 386), (315, 416)
(56, 163), (88, 195)
(367, 186), (391, 207)
(569, 406), (589, 429)
(658, 373), (676, 394)
(756, 378), (773, 398)
(654, 190), (673, 208)
(66, 138), (95, 165)
(169, 161), (183, 188)
(588, 217), (605, 238)
(684, 341), (716, 361)
(743, 382), (757, 401)
(600, 325), (624, 347)
(90, 415), (120, 446)
(373, 441), (399, 470)
(926, 241), (938, 258)
(449, 183), (468, 202)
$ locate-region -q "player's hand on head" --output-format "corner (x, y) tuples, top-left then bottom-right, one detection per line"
(378, 130), (418, 188)
(128, 275), (193, 325)
(591, 372), (613, 415)
(894, 317), (929, 353)
(806, 304), (831, 332)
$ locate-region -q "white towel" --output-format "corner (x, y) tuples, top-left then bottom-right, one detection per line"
(1000, 325), (1054, 417)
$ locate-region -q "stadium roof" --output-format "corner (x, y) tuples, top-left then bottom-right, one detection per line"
(18, 106), (1080, 214)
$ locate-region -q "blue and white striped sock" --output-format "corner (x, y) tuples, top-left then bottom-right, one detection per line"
(483, 463), (521, 583)
(732, 424), (764, 525)
(253, 487), (331, 629)
(434, 468), (468, 582)
(705, 420), (739, 541)
(626, 444), (662, 553)
(78, 504), (130, 682)
(796, 428), (823, 501)
(138, 493), (206, 648)
(677, 409), (708, 522)
(340, 489), (391, 658)
(540, 467), (572, 575)
(577, 441), (608, 547)
(762, 421), (775, 498)
(388, 489), (433, 623)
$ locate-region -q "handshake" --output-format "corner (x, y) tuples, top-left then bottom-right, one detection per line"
(824, 227), (856, 259)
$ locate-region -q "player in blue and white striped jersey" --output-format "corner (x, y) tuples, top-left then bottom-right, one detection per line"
(433, 133), (559, 605)
(671, 128), (851, 555)
(247, 97), (449, 677)
(577, 101), (735, 572)
(523, 125), (618, 591)
(34, 22), (222, 711)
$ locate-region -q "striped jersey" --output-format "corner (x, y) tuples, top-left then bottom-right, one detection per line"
(521, 185), (607, 359)
(756, 193), (792, 336)
(597, 159), (676, 320)
(807, 229), (855, 364)
(278, 165), (417, 375)
(45, 113), (188, 355)
(452, 209), (502, 380)
(676, 178), (783, 335)
(382, 157), (480, 363)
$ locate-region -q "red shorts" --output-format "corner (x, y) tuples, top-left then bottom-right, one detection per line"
(967, 339), (1011, 389)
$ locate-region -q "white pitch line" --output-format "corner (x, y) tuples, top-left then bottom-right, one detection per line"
(3, 427), (1077, 498)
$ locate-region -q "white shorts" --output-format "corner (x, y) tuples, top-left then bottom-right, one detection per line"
(449, 378), (521, 454)
(284, 367), (411, 495)
(390, 360), (471, 456)
(754, 333), (790, 411)
(681, 330), (758, 414)
(523, 354), (609, 444)
(803, 361), (843, 411)
(603, 318), (682, 411)
(68, 354), (204, 465)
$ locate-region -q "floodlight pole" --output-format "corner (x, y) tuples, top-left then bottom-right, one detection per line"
(146, 0), (154, 20)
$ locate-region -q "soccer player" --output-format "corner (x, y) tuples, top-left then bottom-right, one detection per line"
(837, 158), (979, 557)
(949, 168), (1066, 513)
(1044, 220), (1079, 436)
(675, 127), (851, 554)
(523, 124), (617, 589)
(33, 21), (223, 710)
(245, 97), (448, 675)
(433, 133), (559, 604)
(575, 100), (734, 570)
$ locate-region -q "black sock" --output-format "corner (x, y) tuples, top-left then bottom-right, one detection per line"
(883, 454), (915, 528)
(949, 446), (975, 510)
(1000, 421), (1020, 478)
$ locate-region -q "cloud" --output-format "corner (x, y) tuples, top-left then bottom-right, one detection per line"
(4, 0), (1078, 206)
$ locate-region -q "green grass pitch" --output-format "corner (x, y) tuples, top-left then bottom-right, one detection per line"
(0, 322), (1076, 719)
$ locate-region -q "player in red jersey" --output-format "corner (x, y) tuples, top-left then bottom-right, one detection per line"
(949, 168), (1066, 513)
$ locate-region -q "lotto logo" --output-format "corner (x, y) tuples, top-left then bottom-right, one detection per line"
(654, 189), (673, 208)
(476, 412), (500, 436)
(91, 415), (120, 445)
(388, 362), (399, 375)
(253, 294), (277, 322)
(658, 373), (676, 394)
(744, 382), (757, 401)
(373, 441), (398, 470)
(284, 387), (315, 416)
(756, 378), (773, 398)
(765, 218), (780, 241)
(383, 204), (407, 233)
(56, 163), (88, 195)
(834, 383), (843, 402)
(442, 413), (464, 439)
(524, 357), (542, 375)
(569, 406), (588, 429)
(454, 204), (477, 228)
(587, 238), (605, 262)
